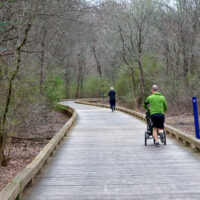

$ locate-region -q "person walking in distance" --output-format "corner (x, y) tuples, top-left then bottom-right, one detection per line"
(144, 85), (168, 147)
(108, 87), (116, 112)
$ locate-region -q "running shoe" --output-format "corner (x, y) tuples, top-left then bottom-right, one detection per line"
(155, 142), (160, 147)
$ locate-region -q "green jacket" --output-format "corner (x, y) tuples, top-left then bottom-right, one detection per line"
(144, 92), (168, 115)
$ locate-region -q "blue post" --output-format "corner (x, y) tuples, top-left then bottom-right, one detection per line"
(192, 97), (200, 139)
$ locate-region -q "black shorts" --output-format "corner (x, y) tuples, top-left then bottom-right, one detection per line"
(151, 113), (165, 129)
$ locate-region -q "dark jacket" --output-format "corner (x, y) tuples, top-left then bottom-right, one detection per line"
(108, 90), (116, 100)
(108, 90), (116, 106)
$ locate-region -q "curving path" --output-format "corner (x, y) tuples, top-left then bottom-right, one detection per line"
(23, 101), (200, 200)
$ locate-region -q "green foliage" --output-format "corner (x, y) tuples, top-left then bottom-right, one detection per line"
(55, 104), (67, 111)
(14, 78), (40, 104)
(0, 0), (12, 7)
(187, 71), (200, 90)
(45, 73), (65, 104)
(115, 69), (133, 97)
(82, 75), (112, 98)
(68, 80), (78, 98)
(113, 57), (162, 107)
(114, 69), (135, 107)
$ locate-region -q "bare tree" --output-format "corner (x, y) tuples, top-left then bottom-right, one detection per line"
(0, 1), (40, 166)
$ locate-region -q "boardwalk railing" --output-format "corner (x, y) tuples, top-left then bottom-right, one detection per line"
(0, 104), (77, 200)
(76, 98), (200, 151)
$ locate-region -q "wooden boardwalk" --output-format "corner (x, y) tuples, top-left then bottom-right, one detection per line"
(24, 101), (200, 200)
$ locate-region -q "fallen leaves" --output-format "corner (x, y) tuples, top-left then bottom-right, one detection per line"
(0, 110), (69, 192)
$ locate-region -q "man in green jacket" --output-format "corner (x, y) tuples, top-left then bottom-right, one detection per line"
(144, 85), (168, 147)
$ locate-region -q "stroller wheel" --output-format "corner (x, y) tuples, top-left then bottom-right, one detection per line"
(164, 132), (167, 145)
(145, 131), (148, 146)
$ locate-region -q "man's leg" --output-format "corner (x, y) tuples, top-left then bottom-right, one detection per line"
(158, 114), (165, 141)
(158, 129), (164, 134)
(110, 101), (112, 111)
(153, 127), (159, 143)
(158, 128), (165, 142)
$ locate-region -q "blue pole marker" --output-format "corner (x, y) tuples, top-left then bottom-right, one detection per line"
(192, 97), (200, 139)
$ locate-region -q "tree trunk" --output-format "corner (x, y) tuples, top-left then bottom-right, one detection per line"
(0, 19), (33, 166)
(0, 136), (3, 166)
(92, 44), (102, 78)
(76, 73), (80, 99)
(40, 26), (47, 93)
(80, 75), (84, 98)
(65, 71), (70, 98)
(136, 28), (145, 108)
(40, 1), (47, 93)
(165, 41), (170, 75)
(130, 67), (136, 96)
(76, 55), (82, 98)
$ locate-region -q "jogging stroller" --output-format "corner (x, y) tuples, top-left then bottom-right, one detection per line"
(144, 110), (166, 146)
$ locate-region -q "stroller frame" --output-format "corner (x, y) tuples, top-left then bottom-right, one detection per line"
(144, 111), (166, 146)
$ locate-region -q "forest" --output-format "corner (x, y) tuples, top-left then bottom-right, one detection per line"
(0, 0), (200, 168)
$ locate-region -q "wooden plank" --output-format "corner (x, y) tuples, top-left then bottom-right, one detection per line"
(0, 104), (76, 200)
(76, 99), (200, 150)
(23, 101), (200, 200)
